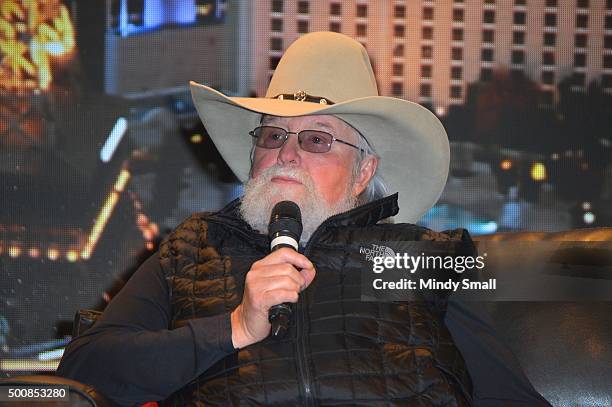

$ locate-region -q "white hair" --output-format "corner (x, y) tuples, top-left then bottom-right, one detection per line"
(352, 128), (388, 205)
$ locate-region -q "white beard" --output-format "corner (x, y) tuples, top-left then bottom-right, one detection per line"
(240, 165), (358, 243)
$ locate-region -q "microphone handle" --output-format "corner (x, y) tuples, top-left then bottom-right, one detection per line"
(268, 242), (298, 338)
(269, 302), (292, 338)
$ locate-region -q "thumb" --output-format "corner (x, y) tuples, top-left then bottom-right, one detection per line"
(300, 265), (316, 291)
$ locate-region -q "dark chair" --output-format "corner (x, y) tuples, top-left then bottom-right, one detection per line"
(473, 228), (612, 406)
(0, 310), (116, 407)
(72, 309), (103, 338)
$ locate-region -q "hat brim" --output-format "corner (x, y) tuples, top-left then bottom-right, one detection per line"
(190, 81), (449, 224)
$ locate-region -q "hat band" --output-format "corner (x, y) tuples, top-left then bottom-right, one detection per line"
(273, 91), (335, 105)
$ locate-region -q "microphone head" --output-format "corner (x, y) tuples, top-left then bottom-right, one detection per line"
(270, 201), (302, 223)
(269, 201), (303, 248)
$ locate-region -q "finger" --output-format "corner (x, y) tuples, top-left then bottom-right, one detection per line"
(258, 275), (301, 294)
(255, 248), (314, 270)
(299, 265), (316, 290)
(250, 264), (306, 287)
(263, 289), (299, 309)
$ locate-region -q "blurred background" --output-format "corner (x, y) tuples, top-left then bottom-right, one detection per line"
(1, 0), (611, 375)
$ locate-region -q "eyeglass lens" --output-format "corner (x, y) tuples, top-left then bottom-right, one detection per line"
(254, 126), (333, 153)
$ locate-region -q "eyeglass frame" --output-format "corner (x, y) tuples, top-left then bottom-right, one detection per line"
(248, 125), (365, 154)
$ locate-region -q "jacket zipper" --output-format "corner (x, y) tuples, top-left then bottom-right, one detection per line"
(210, 216), (318, 405)
(295, 223), (330, 407)
(211, 213), (349, 406)
(295, 288), (314, 406)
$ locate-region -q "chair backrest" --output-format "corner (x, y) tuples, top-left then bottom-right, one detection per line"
(72, 309), (103, 338)
(473, 227), (612, 406)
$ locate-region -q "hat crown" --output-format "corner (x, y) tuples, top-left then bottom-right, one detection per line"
(265, 32), (379, 103)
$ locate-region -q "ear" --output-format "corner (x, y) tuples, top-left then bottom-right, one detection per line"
(352, 155), (378, 197)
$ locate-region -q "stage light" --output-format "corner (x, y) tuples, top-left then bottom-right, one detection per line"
(66, 250), (79, 263)
(136, 213), (149, 227)
(100, 118), (128, 163)
(80, 249), (91, 261)
(127, 190), (158, 251)
(582, 201), (591, 211)
(115, 169), (130, 192)
(8, 246), (21, 258)
(83, 168), (131, 259)
(500, 159), (512, 171)
(86, 192), (119, 254)
(0, 1), (75, 91)
(197, 4), (213, 17)
(190, 133), (203, 143)
(530, 162), (546, 181)
(28, 248), (40, 258)
(583, 212), (595, 225)
(47, 248), (59, 261)
(143, 228), (154, 241)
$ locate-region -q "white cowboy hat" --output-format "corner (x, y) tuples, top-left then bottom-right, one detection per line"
(190, 31), (449, 224)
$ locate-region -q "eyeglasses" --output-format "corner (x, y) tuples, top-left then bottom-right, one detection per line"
(249, 126), (363, 154)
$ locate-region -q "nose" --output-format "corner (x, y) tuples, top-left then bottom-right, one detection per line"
(277, 132), (301, 166)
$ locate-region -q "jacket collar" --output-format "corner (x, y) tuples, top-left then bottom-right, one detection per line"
(319, 192), (399, 228)
(215, 192), (400, 230)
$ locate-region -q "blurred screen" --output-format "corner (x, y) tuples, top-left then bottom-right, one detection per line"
(1, 0), (610, 375)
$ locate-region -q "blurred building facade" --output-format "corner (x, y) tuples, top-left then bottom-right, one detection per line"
(251, 0), (612, 112)
(74, 0), (239, 97)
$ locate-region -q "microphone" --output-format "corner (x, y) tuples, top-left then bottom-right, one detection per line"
(268, 201), (303, 338)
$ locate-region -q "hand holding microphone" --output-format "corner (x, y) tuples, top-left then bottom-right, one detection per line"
(230, 201), (316, 348)
(267, 201), (303, 338)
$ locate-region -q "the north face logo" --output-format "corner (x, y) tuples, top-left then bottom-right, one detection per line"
(359, 244), (395, 262)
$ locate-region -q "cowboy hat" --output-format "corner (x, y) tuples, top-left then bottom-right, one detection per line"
(190, 31), (449, 224)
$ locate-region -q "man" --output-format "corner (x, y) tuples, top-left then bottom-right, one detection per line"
(58, 32), (550, 406)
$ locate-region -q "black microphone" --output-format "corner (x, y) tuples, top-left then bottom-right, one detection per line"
(268, 201), (303, 338)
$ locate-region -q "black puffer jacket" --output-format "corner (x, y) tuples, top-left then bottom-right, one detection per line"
(159, 194), (473, 406)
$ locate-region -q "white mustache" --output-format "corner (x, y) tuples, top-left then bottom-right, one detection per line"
(256, 165), (313, 186)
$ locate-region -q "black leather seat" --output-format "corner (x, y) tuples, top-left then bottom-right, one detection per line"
(474, 228), (612, 406)
(0, 310), (116, 407)
(482, 302), (611, 406)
